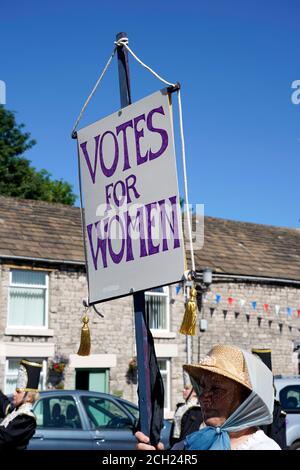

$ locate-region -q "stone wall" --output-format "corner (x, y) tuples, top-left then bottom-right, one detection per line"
(1, 263), (300, 414)
(190, 281), (300, 375)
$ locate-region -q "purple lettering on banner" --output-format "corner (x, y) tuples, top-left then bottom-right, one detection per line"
(105, 182), (114, 212)
(146, 202), (160, 256)
(80, 135), (101, 184)
(166, 195), (180, 249)
(125, 207), (148, 259)
(116, 119), (133, 171)
(158, 199), (169, 252)
(113, 180), (126, 207)
(124, 211), (134, 263)
(134, 114), (149, 165)
(147, 106), (169, 160)
(107, 215), (125, 264)
(100, 131), (119, 177)
(87, 220), (109, 270)
(125, 174), (140, 203)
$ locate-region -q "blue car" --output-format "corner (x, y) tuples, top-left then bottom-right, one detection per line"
(27, 390), (171, 450)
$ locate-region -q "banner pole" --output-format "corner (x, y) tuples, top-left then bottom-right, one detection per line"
(115, 31), (152, 438)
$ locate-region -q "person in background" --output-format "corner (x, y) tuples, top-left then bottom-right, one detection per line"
(0, 359), (42, 450)
(251, 348), (287, 450)
(136, 344), (281, 450)
(170, 383), (202, 447)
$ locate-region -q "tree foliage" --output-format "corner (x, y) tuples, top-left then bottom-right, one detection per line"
(0, 105), (76, 205)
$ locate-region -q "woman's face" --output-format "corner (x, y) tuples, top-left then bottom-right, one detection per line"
(196, 371), (245, 427)
(182, 386), (192, 401)
(12, 390), (26, 407)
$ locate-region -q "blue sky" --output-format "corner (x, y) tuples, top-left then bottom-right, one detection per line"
(1, 0), (299, 227)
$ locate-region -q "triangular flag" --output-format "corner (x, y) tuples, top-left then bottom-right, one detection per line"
(287, 307), (292, 317)
(264, 304), (269, 313)
(297, 309), (300, 317)
(239, 299), (246, 307)
(228, 297), (233, 305)
(251, 301), (257, 311)
(274, 305), (280, 316)
(175, 284), (181, 295)
(216, 294), (221, 304)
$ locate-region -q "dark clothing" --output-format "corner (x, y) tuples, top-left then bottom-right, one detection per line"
(0, 391), (36, 451)
(260, 400), (287, 450)
(170, 403), (203, 447)
(136, 321), (164, 446)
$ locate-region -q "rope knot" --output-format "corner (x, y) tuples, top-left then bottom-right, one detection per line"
(115, 37), (129, 48)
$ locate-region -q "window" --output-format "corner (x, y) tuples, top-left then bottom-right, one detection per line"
(8, 270), (48, 328)
(157, 358), (170, 411)
(279, 385), (300, 413)
(5, 358), (47, 395)
(81, 396), (133, 429)
(34, 395), (82, 429)
(145, 287), (169, 331)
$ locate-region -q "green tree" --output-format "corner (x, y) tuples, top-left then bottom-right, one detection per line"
(0, 105), (76, 205)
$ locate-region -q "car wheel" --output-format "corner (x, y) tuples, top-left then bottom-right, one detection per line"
(290, 441), (300, 450)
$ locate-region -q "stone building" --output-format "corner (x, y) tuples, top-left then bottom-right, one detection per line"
(0, 196), (299, 417)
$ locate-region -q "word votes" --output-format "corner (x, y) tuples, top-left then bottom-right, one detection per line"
(291, 80), (300, 105)
(80, 105), (169, 184)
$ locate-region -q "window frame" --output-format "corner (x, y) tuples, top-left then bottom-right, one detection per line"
(145, 286), (170, 333)
(34, 395), (83, 430)
(157, 357), (171, 413)
(279, 384), (300, 414)
(7, 269), (49, 330)
(4, 357), (47, 394)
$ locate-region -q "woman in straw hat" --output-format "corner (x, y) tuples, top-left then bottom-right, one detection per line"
(136, 344), (281, 450)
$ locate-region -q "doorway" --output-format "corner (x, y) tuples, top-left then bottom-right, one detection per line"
(75, 368), (108, 393)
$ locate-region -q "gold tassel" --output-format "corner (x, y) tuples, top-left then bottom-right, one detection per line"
(77, 315), (91, 356)
(180, 287), (198, 336)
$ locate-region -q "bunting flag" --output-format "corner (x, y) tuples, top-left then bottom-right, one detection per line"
(264, 304), (269, 313)
(175, 284), (181, 295)
(275, 305), (280, 316)
(198, 291), (300, 334)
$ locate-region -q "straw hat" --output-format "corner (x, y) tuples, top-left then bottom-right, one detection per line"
(183, 344), (252, 391)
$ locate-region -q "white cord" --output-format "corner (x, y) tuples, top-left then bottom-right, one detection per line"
(71, 47), (117, 137)
(177, 88), (195, 272)
(72, 36), (195, 274)
(118, 38), (196, 273)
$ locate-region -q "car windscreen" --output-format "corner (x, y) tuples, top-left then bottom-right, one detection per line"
(118, 401), (139, 421)
(80, 396), (133, 429)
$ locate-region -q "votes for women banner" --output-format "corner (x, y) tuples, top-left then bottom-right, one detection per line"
(77, 88), (184, 304)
